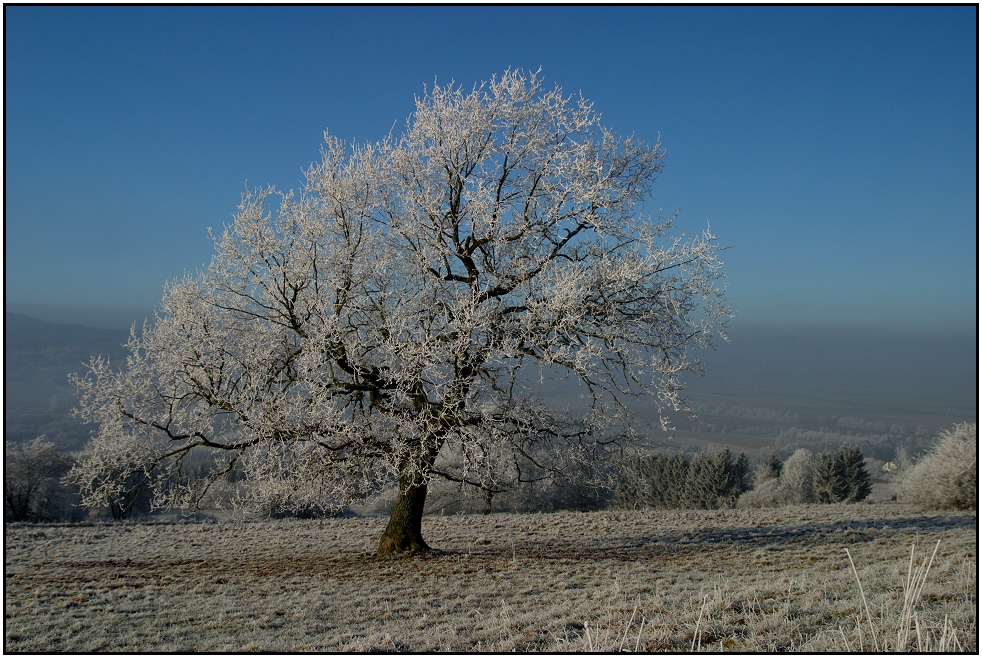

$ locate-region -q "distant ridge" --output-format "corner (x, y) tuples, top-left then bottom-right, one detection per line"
(5, 312), (131, 349)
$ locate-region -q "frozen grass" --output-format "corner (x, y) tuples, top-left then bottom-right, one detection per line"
(835, 540), (966, 652)
(5, 503), (976, 652)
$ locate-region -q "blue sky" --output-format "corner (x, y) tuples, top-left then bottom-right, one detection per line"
(5, 5), (977, 333)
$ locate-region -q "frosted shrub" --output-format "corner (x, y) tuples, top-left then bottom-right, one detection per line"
(899, 422), (977, 510)
(780, 448), (816, 503)
(736, 475), (784, 508)
(738, 448), (816, 508)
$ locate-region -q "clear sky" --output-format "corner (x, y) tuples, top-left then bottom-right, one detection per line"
(5, 5), (977, 333)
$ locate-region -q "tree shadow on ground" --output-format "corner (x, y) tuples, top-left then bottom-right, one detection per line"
(469, 512), (977, 563)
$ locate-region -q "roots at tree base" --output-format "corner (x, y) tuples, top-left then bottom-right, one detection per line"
(375, 528), (431, 557)
(374, 473), (431, 558)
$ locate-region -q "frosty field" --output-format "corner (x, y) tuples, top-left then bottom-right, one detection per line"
(4, 503), (976, 652)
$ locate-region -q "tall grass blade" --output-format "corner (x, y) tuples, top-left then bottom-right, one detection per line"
(845, 547), (879, 652)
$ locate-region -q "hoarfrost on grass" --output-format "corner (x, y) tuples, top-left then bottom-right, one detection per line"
(5, 503), (976, 652)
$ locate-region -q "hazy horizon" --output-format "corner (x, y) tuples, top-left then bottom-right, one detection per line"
(7, 299), (980, 338)
(5, 309), (975, 457)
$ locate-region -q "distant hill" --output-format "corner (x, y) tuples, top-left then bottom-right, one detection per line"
(5, 313), (130, 450)
(5, 312), (132, 352)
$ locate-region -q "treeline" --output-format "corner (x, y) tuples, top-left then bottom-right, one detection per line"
(6, 423), (976, 522)
(4, 438), (85, 522)
(665, 399), (945, 464)
(614, 449), (751, 509)
(614, 423), (976, 512)
(612, 445), (874, 511)
(736, 445), (872, 508)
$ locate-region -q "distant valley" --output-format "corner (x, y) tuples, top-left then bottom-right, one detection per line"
(4, 312), (976, 460)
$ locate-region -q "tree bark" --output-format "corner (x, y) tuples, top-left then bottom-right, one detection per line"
(375, 472), (431, 557)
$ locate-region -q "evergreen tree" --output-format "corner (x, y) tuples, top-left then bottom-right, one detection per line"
(763, 452), (783, 480)
(616, 448), (750, 510)
(651, 453), (690, 508)
(614, 454), (655, 509)
(836, 445), (872, 503)
(614, 453), (690, 509)
(683, 448), (750, 509)
(684, 453), (717, 509)
(813, 445), (871, 503)
(813, 451), (845, 503)
(735, 452), (753, 493)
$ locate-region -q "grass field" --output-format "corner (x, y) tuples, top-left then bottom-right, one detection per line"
(4, 503), (976, 652)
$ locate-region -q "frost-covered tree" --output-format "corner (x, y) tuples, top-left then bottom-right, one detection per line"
(779, 448), (816, 504)
(68, 70), (730, 556)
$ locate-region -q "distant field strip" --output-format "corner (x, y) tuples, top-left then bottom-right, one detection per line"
(5, 503), (976, 652)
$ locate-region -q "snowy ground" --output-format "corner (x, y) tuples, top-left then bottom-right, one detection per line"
(4, 502), (976, 652)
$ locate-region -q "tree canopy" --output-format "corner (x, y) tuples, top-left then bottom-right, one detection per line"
(69, 70), (730, 556)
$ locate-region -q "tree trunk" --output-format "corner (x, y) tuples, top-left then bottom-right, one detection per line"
(375, 472), (431, 557)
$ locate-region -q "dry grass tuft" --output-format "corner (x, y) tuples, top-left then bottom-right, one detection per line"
(836, 540), (968, 652)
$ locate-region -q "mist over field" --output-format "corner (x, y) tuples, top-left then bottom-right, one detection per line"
(5, 311), (975, 461)
(693, 325), (976, 417)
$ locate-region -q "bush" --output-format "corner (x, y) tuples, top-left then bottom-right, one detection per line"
(736, 475), (784, 508)
(898, 422), (977, 510)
